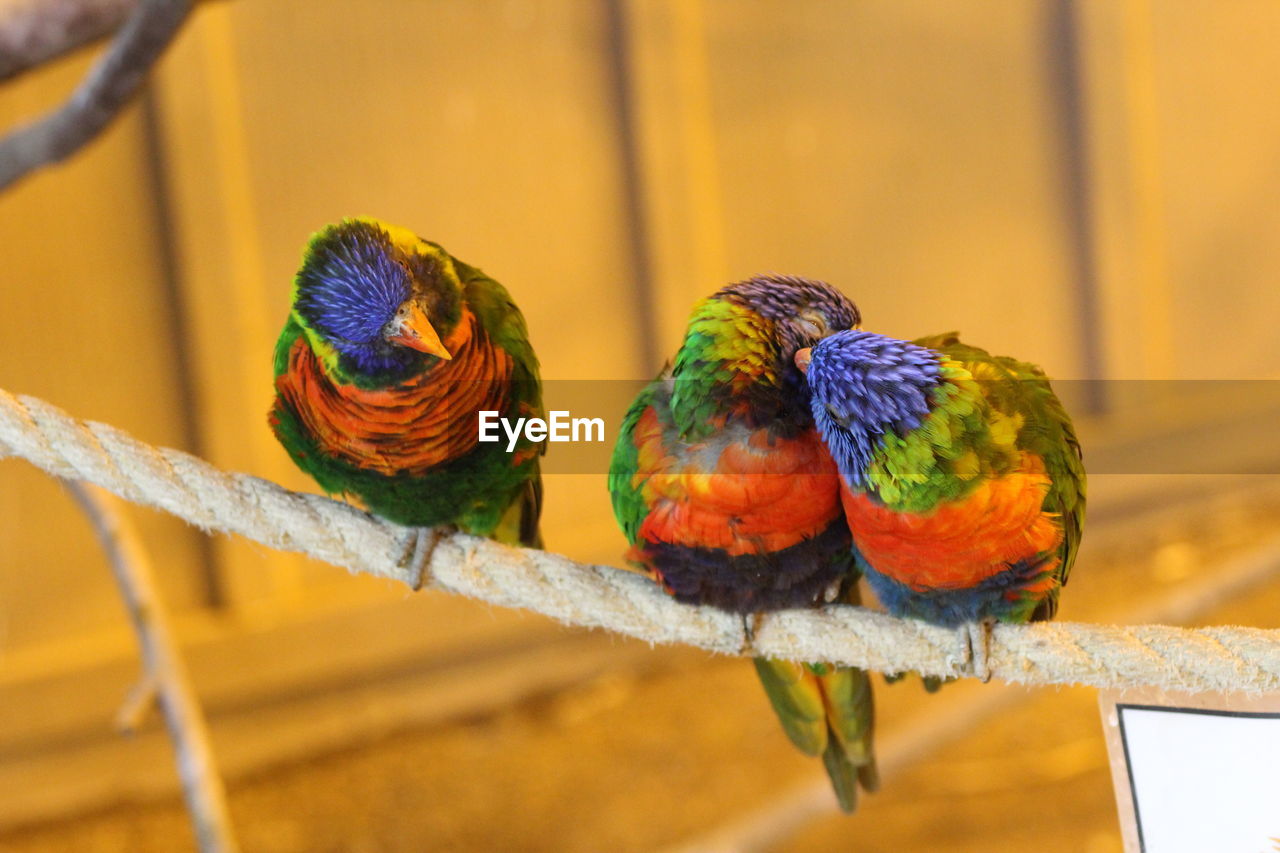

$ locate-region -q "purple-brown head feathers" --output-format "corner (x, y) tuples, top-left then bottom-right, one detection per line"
(669, 275), (861, 434)
(715, 274), (862, 362)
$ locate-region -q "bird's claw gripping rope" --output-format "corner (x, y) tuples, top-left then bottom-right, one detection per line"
(739, 613), (765, 657)
(956, 620), (995, 683)
(399, 526), (446, 591)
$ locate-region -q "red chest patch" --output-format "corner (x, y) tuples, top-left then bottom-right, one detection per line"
(633, 412), (845, 556)
(275, 310), (515, 476)
(841, 454), (1063, 591)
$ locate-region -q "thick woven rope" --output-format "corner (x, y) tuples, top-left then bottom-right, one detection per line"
(3, 386), (1280, 692)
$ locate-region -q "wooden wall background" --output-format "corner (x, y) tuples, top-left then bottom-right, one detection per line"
(2, 0), (1279, 830)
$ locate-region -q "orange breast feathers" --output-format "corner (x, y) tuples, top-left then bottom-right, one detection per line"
(634, 409), (845, 556)
(276, 309), (513, 476)
(841, 453), (1063, 591)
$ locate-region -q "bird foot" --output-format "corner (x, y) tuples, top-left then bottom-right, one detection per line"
(821, 578), (842, 603)
(398, 526), (446, 591)
(739, 613), (765, 656)
(955, 620), (994, 683)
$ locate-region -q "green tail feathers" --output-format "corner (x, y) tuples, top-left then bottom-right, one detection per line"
(752, 658), (878, 813)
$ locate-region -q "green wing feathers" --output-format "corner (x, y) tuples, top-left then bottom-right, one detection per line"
(453, 255), (543, 406)
(919, 332), (1087, 617)
(453, 254), (546, 545)
(490, 462), (544, 549)
(607, 382), (660, 546)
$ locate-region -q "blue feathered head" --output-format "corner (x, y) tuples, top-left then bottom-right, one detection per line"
(293, 219), (459, 377)
(799, 330), (942, 486)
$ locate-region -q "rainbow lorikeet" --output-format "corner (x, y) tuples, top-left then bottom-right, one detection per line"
(797, 330), (1086, 678)
(269, 218), (544, 577)
(608, 275), (877, 812)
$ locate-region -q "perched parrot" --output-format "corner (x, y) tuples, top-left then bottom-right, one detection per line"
(797, 330), (1086, 678)
(269, 218), (544, 573)
(608, 275), (877, 812)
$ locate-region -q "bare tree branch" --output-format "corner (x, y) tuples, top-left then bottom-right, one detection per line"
(67, 480), (240, 853)
(0, 0), (138, 82)
(0, 0), (192, 191)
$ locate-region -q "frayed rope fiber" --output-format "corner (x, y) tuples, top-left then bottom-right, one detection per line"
(4, 385), (1280, 693)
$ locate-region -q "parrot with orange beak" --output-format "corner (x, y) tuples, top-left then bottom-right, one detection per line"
(269, 218), (543, 555)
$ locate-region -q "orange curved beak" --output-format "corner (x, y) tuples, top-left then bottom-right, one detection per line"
(794, 347), (812, 374)
(390, 303), (452, 360)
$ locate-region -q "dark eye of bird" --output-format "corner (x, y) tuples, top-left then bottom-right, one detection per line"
(383, 303), (409, 337)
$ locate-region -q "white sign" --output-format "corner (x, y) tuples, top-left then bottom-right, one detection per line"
(1100, 690), (1280, 853)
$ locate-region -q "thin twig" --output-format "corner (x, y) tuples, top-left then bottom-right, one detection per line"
(114, 671), (159, 734)
(0, 0), (138, 82)
(0, 0), (192, 191)
(66, 480), (239, 853)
